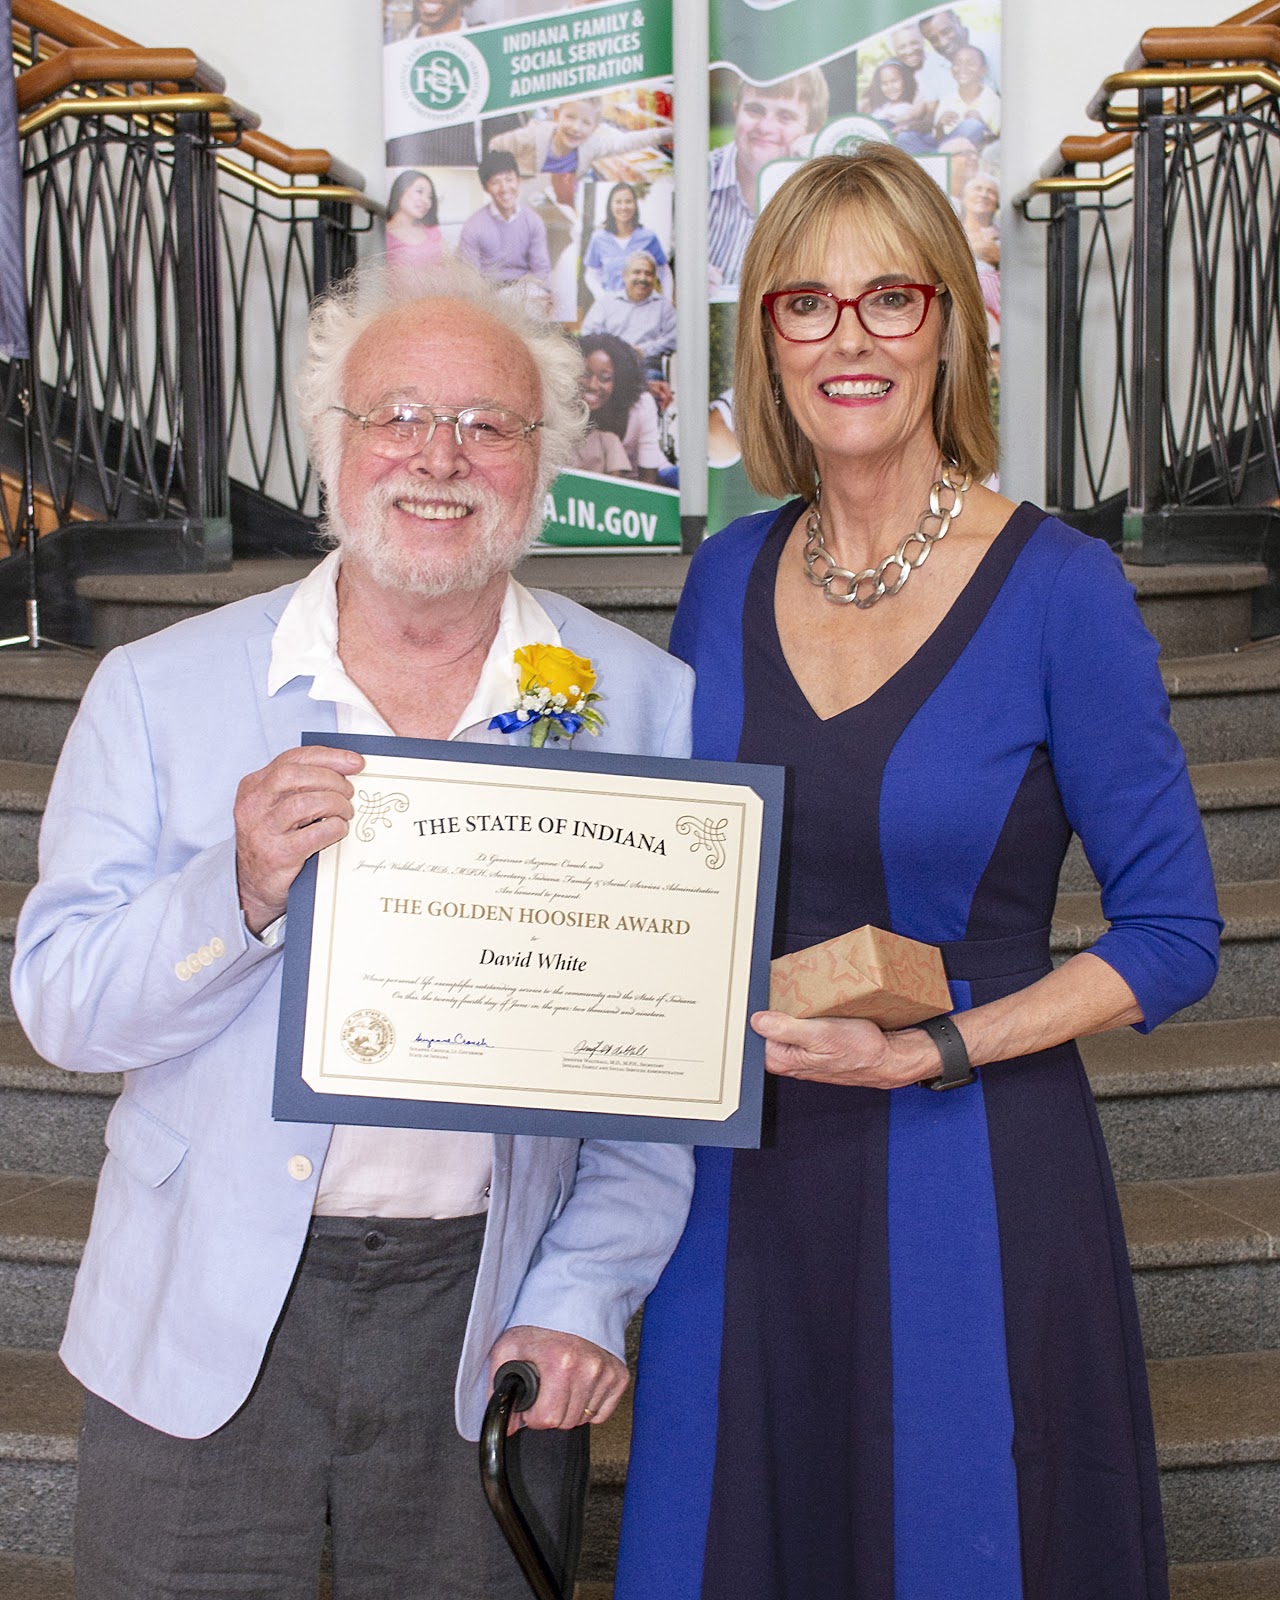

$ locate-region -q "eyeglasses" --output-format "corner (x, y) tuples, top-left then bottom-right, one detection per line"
(332, 403), (543, 458)
(762, 283), (946, 342)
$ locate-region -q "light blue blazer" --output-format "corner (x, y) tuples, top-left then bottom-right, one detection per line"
(12, 580), (696, 1441)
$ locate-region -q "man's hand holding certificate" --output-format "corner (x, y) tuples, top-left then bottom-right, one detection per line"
(274, 736), (783, 1146)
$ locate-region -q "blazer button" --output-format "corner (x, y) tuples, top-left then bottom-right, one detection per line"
(210, 936), (225, 958)
(287, 1155), (314, 1181)
(175, 960), (192, 982)
(197, 945), (213, 967)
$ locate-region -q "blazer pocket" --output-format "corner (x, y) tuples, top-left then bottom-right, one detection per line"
(104, 1098), (189, 1188)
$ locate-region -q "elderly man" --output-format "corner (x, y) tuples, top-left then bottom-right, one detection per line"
(12, 260), (695, 1600)
(888, 21), (952, 110)
(707, 68), (830, 293)
(579, 251), (677, 379)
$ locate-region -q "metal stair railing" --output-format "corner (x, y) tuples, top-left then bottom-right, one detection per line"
(0, 0), (382, 600)
(1016, 7), (1280, 604)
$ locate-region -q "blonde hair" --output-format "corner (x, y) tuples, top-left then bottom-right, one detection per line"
(735, 147), (997, 501)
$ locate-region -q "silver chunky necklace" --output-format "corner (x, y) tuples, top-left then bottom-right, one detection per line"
(803, 465), (972, 608)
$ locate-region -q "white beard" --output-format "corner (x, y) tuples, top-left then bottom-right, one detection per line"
(325, 473), (543, 599)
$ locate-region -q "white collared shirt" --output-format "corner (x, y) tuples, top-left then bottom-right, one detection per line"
(268, 550), (562, 1219)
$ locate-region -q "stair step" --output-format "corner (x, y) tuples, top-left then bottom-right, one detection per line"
(1169, 1557), (1280, 1599)
(0, 1348), (78, 1558)
(1, 1554), (1275, 1600)
(1055, 880), (1280, 1024)
(78, 559), (320, 653)
(5, 1342), (1271, 1569)
(4, 1553), (1277, 1600)
(1152, 1350), (1280, 1563)
(0, 1022), (118, 1178)
(0, 654), (98, 766)
(0, 1552), (612, 1600)
(0, 1174), (97, 1349)
(1061, 758), (1280, 891)
(0, 759), (51, 882)
(1163, 639), (1280, 764)
(0, 1553), (72, 1600)
(1129, 562), (1268, 657)
(0, 880), (27, 1022)
(74, 552), (691, 654)
(1082, 1016), (1280, 1182)
(1120, 1173), (1280, 1357)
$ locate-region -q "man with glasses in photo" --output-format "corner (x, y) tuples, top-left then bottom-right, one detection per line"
(12, 258), (695, 1600)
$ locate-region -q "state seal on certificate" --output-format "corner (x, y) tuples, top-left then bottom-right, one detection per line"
(273, 734), (784, 1147)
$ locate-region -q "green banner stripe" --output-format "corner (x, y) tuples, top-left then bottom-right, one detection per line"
(539, 473), (680, 548)
(711, 0), (921, 83)
(470, 1), (671, 115)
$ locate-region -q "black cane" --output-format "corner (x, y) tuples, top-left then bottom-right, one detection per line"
(479, 1360), (567, 1600)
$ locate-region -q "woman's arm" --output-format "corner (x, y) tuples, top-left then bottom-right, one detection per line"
(755, 950), (1140, 1090)
(758, 533), (1219, 1090)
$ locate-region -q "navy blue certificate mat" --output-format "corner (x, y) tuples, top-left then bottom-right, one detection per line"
(272, 733), (783, 1147)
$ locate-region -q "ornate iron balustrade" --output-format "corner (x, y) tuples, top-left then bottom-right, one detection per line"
(1, 7), (379, 578)
(1020, 22), (1280, 575)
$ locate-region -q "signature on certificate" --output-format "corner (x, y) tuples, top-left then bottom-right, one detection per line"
(414, 1031), (494, 1050)
(573, 1040), (650, 1060)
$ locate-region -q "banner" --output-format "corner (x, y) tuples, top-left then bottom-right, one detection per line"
(382, 0), (679, 549)
(705, 0), (1002, 533)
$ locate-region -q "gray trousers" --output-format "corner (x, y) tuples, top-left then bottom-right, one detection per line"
(74, 1213), (587, 1599)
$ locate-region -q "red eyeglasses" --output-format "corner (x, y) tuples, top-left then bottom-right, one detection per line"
(762, 283), (946, 342)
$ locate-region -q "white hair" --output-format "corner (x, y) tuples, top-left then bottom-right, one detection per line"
(297, 256), (588, 506)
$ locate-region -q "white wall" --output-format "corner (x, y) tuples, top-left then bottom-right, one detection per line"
(86, 0), (1219, 503)
(83, 0), (387, 195)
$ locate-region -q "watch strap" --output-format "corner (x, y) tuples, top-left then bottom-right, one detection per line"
(918, 1014), (976, 1091)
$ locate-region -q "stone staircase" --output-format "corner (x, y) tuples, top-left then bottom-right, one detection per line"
(0, 555), (1277, 1599)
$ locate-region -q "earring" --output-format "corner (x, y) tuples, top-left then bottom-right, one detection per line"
(771, 373), (782, 406)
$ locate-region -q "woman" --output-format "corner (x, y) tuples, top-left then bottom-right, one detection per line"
(574, 333), (663, 483)
(384, 170), (444, 270)
(572, 333), (633, 478)
(582, 181), (672, 302)
(617, 147), (1218, 1599)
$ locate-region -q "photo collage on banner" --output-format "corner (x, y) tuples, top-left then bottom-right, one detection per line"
(383, 0), (679, 549)
(707, 0), (1002, 533)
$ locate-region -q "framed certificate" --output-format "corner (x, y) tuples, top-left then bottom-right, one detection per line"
(272, 733), (783, 1147)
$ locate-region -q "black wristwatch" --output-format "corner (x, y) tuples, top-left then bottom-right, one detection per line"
(918, 1014), (976, 1091)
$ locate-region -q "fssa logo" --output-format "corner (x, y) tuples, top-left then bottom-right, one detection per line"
(402, 37), (489, 123)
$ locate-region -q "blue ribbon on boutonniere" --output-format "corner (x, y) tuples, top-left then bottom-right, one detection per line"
(489, 708), (586, 738)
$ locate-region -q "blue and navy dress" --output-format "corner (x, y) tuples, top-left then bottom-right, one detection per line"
(615, 503), (1221, 1600)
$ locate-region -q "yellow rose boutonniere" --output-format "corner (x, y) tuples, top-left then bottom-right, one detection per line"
(489, 644), (605, 747)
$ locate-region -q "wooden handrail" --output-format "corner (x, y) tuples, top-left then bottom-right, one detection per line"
(16, 47), (225, 109)
(10, 0), (368, 195)
(1033, 2), (1280, 186)
(14, 0), (135, 53)
(1139, 23), (1280, 62)
(1053, 130), (1134, 170)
